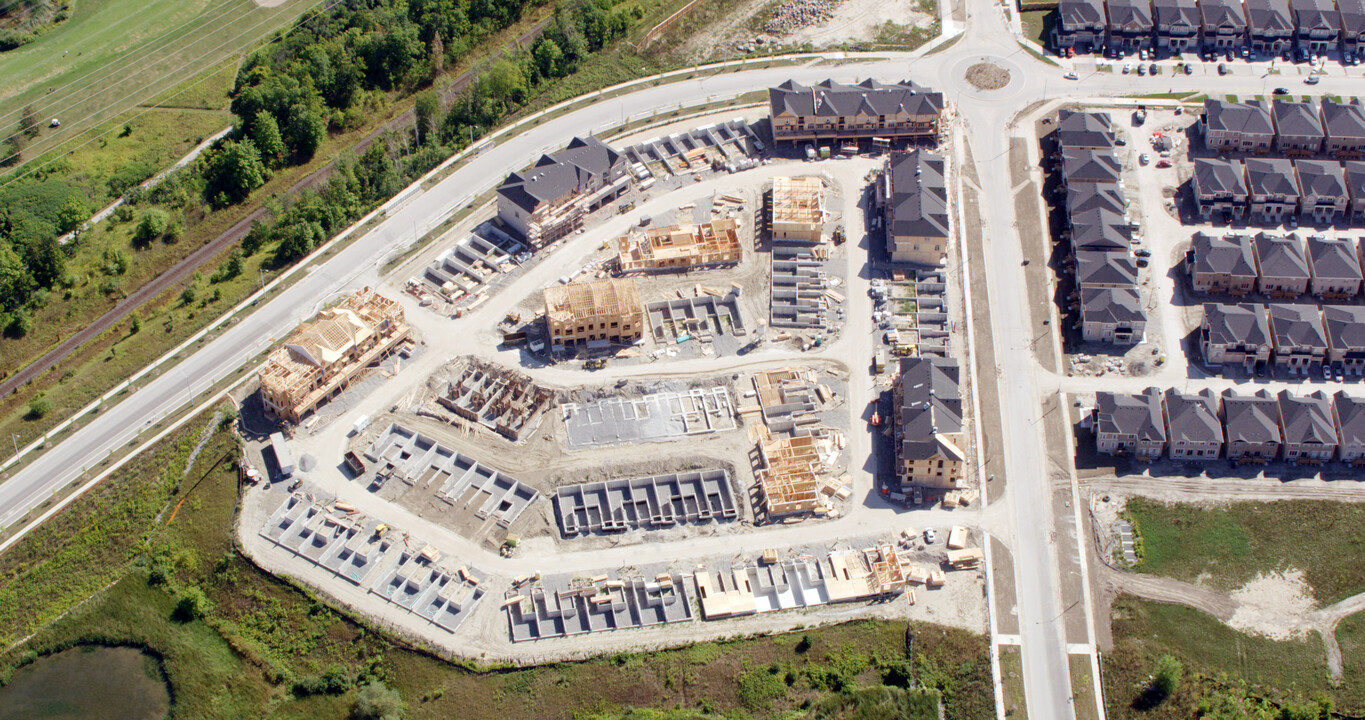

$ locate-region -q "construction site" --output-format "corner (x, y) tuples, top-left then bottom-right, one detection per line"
(257, 288), (411, 424)
(426, 357), (555, 442)
(615, 219), (743, 273)
(769, 176), (826, 244)
(543, 277), (645, 351)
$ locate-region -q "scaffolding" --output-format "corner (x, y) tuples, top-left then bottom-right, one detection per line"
(755, 430), (822, 517)
(770, 176), (825, 243)
(543, 278), (644, 348)
(616, 219), (742, 273)
(259, 288), (409, 423)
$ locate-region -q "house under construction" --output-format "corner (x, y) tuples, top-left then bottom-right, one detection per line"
(770, 176), (825, 243)
(435, 359), (554, 441)
(754, 428), (825, 518)
(616, 219), (742, 273)
(694, 545), (906, 619)
(259, 288), (409, 423)
(544, 278), (644, 349)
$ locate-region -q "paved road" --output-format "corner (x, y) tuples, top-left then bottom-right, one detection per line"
(8, 0), (1365, 717)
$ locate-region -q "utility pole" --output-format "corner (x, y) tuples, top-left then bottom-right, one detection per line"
(11, 433), (19, 455)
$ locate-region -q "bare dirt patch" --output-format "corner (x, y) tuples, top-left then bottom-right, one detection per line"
(1228, 569), (1319, 641)
(965, 63), (1010, 91)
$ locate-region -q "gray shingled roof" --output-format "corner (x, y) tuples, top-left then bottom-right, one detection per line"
(1273, 100), (1325, 138)
(1278, 390), (1338, 446)
(1096, 390), (1166, 442)
(496, 137), (622, 213)
(1061, 0), (1109, 26)
(1307, 236), (1362, 282)
(1081, 286), (1144, 323)
(1255, 233), (1310, 278)
(1107, 0), (1155, 29)
(1203, 302), (1271, 346)
(1057, 109), (1116, 149)
(1246, 0), (1294, 31)
(1193, 158), (1247, 196)
(1324, 305), (1365, 351)
(1222, 391), (1282, 445)
(1296, 160), (1348, 200)
(1061, 148), (1122, 184)
(1269, 303), (1328, 348)
(1343, 161), (1365, 198)
(1321, 99), (1365, 141)
(769, 79), (944, 119)
(898, 356), (963, 461)
(1340, 0), (1365, 34)
(1333, 392), (1365, 448)
(1245, 158), (1300, 198)
(1202, 0), (1249, 27)
(1067, 182), (1127, 216)
(887, 150), (949, 240)
(1077, 251), (1139, 287)
(1071, 208), (1133, 251)
(1205, 99), (1274, 136)
(1155, 0), (1202, 29)
(1193, 233), (1257, 278)
(1164, 389), (1225, 445)
(1290, 0), (1340, 32)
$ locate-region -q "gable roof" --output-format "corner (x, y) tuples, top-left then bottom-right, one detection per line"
(1222, 390), (1282, 445)
(1268, 302), (1328, 348)
(1324, 305), (1365, 351)
(1246, 0), (1294, 31)
(1333, 392), (1365, 448)
(1155, 0), (1202, 27)
(1061, 147), (1123, 184)
(1273, 99), (1325, 138)
(898, 356), (964, 461)
(1205, 99), (1274, 136)
(1245, 158), (1300, 197)
(1164, 388), (1225, 445)
(1057, 109), (1116, 149)
(1307, 236), (1362, 282)
(1278, 390), (1338, 446)
(1290, 0), (1339, 31)
(1193, 158), (1248, 197)
(1340, 0), (1365, 33)
(1070, 209), (1133, 251)
(1096, 390), (1166, 441)
(887, 150), (949, 240)
(1201, 0), (1249, 27)
(1203, 302), (1271, 347)
(1060, 0), (1109, 26)
(1344, 161), (1365, 198)
(1067, 182), (1128, 216)
(496, 136), (622, 213)
(1296, 160), (1348, 199)
(768, 79), (944, 119)
(1107, 0), (1155, 28)
(1081, 286), (1144, 324)
(1077, 250), (1139, 287)
(1254, 233), (1310, 278)
(1192, 232), (1257, 278)
(1321, 99), (1365, 141)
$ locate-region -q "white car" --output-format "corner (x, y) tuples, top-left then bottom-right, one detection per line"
(1064, 71), (1079, 80)
(924, 528), (938, 544)
(1123, 62), (1132, 73)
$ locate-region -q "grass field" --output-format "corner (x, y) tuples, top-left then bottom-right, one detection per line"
(0, 407), (997, 718)
(0, 0), (316, 174)
(1069, 655), (1100, 720)
(1125, 498), (1365, 605)
(1104, 596), (1361, 719)
(1020, 10), (1053, 48)
(999, 646), (1027, 719)
(1340, 612), (1365, 685)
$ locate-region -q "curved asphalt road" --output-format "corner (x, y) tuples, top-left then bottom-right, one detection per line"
(5, 0), (1365, 717)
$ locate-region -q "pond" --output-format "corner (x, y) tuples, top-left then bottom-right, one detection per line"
(0, 646), (170, 720)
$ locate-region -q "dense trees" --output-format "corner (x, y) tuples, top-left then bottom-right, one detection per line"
(204, 141), (267, 208)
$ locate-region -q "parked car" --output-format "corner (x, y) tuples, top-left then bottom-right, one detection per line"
(1123, 62), (1132, 74)
(1138, 63), (1147, 76)
(1139, 152), (1150, 165)
(1135, 247), (1152, 257)
(1156, 159), (1172, 168)
(924, 528), (938, 544)
(1324, 364), (1332, 380)
(1184, 63), (1193, 75)
(1140, 49), (1148, 61)
(1305, 74), (1320, 84)
(1273, 87), (1290, 95)
(1064, 71), (1079, 80)
(1218, 63), (1229, 75)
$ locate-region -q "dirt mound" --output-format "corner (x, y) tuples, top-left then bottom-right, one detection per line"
(965, 63), (1010, 91)
(1227, 569), (1318, 640)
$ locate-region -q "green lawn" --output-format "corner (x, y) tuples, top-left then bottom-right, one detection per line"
(1104, 596), (1361, 719)
(0, 0), (316, 172)
(1340, 612), (1365, 685)
(1020, 10), (1054, 48)
(1125, 498), (1365, 604)
(999, 646), (1027, 719)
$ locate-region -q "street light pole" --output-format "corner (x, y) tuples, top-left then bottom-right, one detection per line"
(11, 433), (19, 455)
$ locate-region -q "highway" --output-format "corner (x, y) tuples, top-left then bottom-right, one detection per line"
(6, 0), (1365, 717)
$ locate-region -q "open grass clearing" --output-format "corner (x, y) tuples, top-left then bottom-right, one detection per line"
(1103, 595), (1360, 719)
(1020, 10), (1052, 48)
(1069, 654), (1099, 720)
(1125, 498), (1365, 605)
(999, 645), (1027, 719)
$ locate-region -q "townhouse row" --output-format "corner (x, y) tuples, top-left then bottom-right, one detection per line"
(1054, 0), (1365, 56)
(1202, 97), (1365, 158)
(1200, 300), (1365, 373)
(1188, 231), (1365, 296)
(1094, 386), (1365, 463)
(1052, 109), (1150, 344)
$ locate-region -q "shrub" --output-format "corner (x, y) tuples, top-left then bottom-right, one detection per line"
(351, 680), (404, 719)
(25, 396), (50, 420)
(133, 209), (169, 246)
(173, 586), (210, 621)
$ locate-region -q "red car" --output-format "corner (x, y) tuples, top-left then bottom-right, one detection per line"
(1155, 159), (1172, 168)
(1066, 47), (1075, 58)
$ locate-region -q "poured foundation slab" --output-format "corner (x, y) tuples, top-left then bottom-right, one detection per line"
(554, 468), (739, 537)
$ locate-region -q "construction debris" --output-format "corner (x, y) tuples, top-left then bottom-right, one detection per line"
(434, 358), (554, 441)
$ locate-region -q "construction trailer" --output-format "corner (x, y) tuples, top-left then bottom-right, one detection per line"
(270, 432), (295, 477)
(616, 219), (743, 273)
(543, 278), (644, 350)
(258, 288), (410, 424)
(769, 176), (825, 243)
